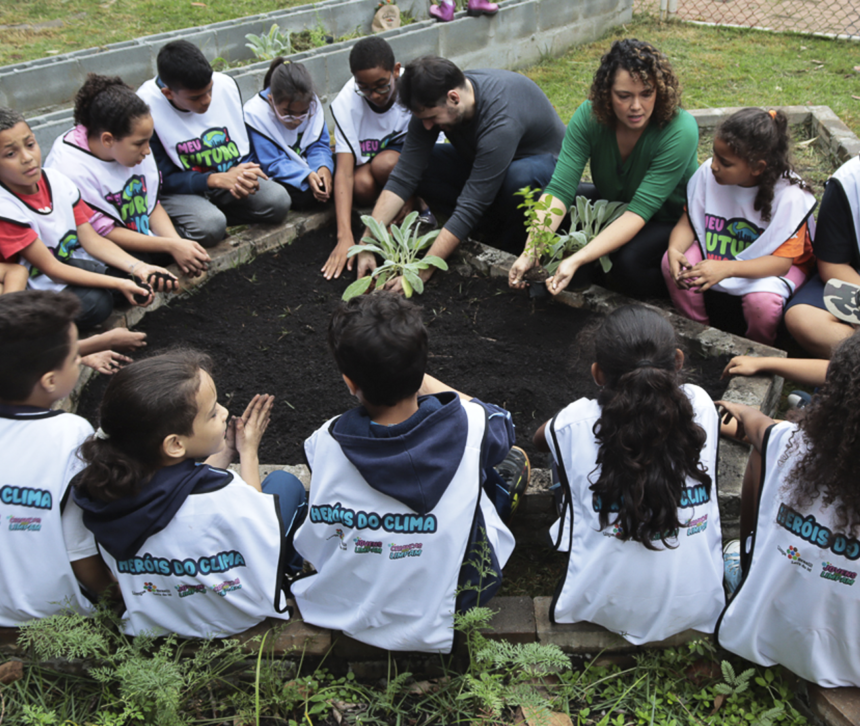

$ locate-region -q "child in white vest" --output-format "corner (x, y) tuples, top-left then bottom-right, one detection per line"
(137, 40), (290, 248)
(245, 58), (333, 211)
(716, 330), (860, 687)
(71, 350), (307, 639)
(46, 74), (211, 278)
(663, 108), (816, 344)
(292, 292), (526, 653)
(0, 108), (176, 329)
(535, 305), (724, 645)
(0, 290), (114, 626)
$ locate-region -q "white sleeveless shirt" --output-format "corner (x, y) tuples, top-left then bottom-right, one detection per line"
(45, 127), (161, 234)
(244, 91), (326, 170)
(547, 384), (724, 645)
(0, 168), (98, 292)
(137, 73), (249, 173)
(292, 401), (514, 653)
(0, 409), (96, 626)
(100, 469), (288, 638)
(717, 422), (860, 687)
(330, 76), (410, 166)
(687, 160), (816, 299)
(830, 156), (860, 260)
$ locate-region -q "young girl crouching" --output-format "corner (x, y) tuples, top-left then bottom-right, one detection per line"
(535, 305), (725, 644)
(663, 108), (816, 345)
(72, 349), (307, 638)
(715, 330), (860, 687)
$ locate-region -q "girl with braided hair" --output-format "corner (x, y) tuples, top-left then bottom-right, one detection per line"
(45, 73), (210, 278)
(534, 305), (725, 644)
(663, 107), (816, 344)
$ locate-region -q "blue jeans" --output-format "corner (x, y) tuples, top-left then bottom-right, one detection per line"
(261, 470), (308, 576)
(416, 144), (558, 254)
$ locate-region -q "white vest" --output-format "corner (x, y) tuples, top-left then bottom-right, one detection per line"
(100, 470), (288, 638)
(137, 73), (250, 173)
(0, 168), (97, 292)
(830, 156), (860, 261)
(0, 409), (95, 626)
(292, 401), (514, 653)
(717, 422), (860, 687)
(687, 160), (816, 299)
(547, 385), (724, 645)
(45, 128), (161, 234)
(244, 91), (326, 171)
(330, 76), (410, 166)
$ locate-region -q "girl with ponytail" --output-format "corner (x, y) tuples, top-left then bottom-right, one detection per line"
(45, 73), (210, 279)
(535, 305), (725, 644)
(244, 57), (333, 209)
(663, 107), (816, 345)
(72, 349), (307, 638)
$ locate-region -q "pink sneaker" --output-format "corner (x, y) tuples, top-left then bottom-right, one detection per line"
(429, 1), (455, 21)
(467, 0), (499, 16)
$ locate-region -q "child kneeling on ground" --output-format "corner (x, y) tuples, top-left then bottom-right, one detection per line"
(72, 350), (307, 639)
(0, 291), (114, 626)
(536, 305), (725, 644)
(291, 292), (528, 653)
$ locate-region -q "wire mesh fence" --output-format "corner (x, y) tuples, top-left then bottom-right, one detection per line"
(633, 0), (860, 39)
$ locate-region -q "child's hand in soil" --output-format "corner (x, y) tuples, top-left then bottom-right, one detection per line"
(508, 252), (538, 289)
(88, 328), (147, 353)
(309, 168), (332, 203)
(137, 265), (179, 293)
(234, 394), (275, 459)
(119, 278), (154, 307)
(666, 248), (695, 289)
(355, 248), (378, 280)
(677, 259), (732, 292)
(168, 239), (210, 277)
(81, 350), (133, 375)
(722, 355), (765, 379)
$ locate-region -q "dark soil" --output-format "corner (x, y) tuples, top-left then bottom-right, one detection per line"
(76, 223), (732, 470)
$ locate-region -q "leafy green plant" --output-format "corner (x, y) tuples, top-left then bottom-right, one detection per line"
(342, 212), (446, 300)
(516, 186), (565, 276)
(561, 196), (627, 274)
(245, 23), (292, 61)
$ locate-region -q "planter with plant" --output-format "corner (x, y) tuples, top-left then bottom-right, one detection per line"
(342, 212), (446, 300)
(516, 186), (627, 296)
(245, 24), (292, 61)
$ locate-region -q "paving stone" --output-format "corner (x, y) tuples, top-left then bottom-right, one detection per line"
(482, 596), (537, 645)
(534, 596), (707, 653)
(809, 685), (860, 726)
(236, 610), (331, 656)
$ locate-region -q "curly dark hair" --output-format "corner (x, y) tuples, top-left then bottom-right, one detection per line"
(73, 73), (150, 139)
(589, 39), (681, 129)
(717, 107), (811, 223)
(784, 331), (860, 537)
(590, 305), (712, 549)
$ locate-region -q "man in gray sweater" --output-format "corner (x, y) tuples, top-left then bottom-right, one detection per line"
(357, 56), (565, 290)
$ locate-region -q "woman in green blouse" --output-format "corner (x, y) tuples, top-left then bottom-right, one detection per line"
(509, 39), (697, 298)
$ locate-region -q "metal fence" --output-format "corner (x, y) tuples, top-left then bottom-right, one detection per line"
(633, 0), (860, 39)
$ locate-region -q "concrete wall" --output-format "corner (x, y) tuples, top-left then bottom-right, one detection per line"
(20, 0), (632, 153)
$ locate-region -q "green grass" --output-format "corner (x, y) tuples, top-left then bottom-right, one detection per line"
(523, 14), (860, 138)
(0, 0), (314, 66)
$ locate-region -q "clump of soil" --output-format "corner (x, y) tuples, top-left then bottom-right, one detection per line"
(76, 223), (731, 470)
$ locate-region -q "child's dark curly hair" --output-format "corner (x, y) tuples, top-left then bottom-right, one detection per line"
(784, 331), (860, 537)
(73, 73), (150, 139)
(717, 107), (811, 223)
(588, 39), (681, 129)
(590, 305), (712, 549)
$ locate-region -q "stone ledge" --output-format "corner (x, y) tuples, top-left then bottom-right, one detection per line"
(810, 685), (860, 726)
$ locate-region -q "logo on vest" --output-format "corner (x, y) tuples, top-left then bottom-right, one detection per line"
(132, 582), (173, 597)
(686, 514), (708, 536)
(389, 542), (423, 560)
(777, 503), (860, 560)
(310, 502), (438, 533)
(327, 528), (348, 550)
(212, 577), (242, 597)
(704, 214), (762, 261)
(777, 544), (813, 572)
(359, 132), (399, 160)
(353, 537), (382, 554)
(7, 515), (41, 531)
(175, 583), (208, 598)
(175, 127), (241, 172)
(105, 175), (151, 233)
(117, 549), (247, 577)
(30, 231), (80, 279)
(0, 486), (52, 510)
(820, 561), (856, 586)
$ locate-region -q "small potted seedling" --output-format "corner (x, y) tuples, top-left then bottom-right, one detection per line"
(517, 187), (627, 296)
(342, 212), (446, 300)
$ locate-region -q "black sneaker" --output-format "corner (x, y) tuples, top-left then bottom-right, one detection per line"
(495, 446), (530, 518)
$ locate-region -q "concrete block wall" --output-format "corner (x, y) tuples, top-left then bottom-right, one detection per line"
(19, 0), (633, 153)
